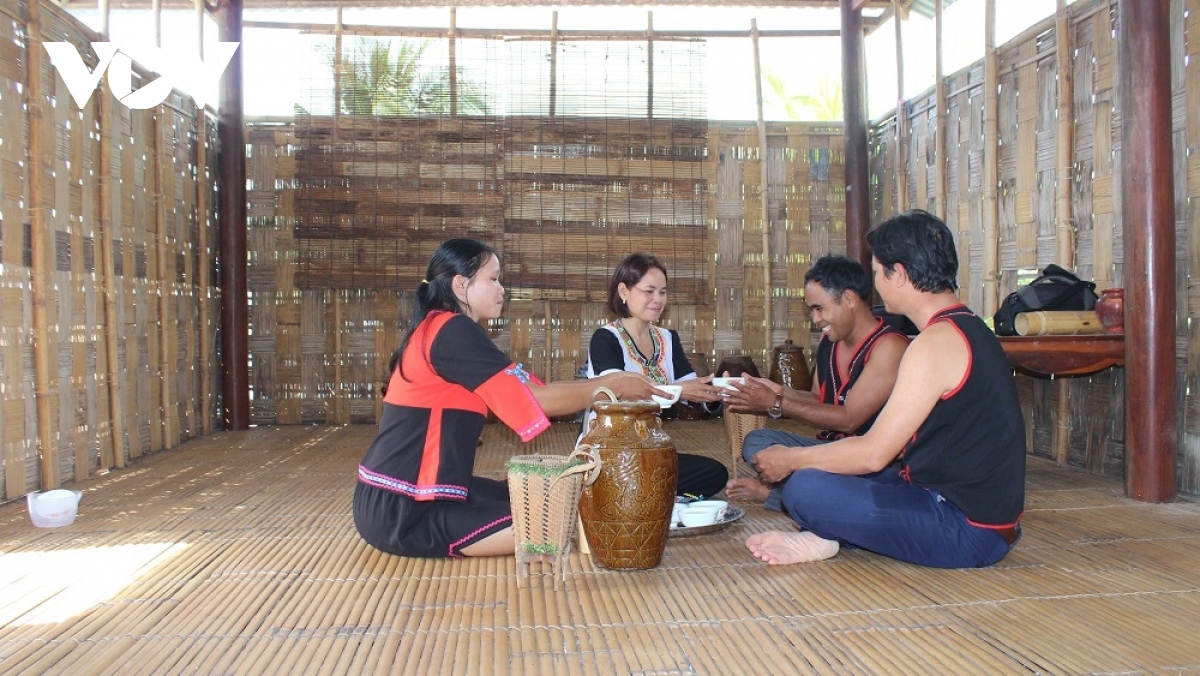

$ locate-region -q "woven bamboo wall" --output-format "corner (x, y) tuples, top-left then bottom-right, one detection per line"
(244, 117), (843, 425)
(871, 0), (1200, 492)
(0, 0), (220, 501)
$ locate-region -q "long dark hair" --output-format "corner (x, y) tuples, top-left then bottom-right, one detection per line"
(387, 238), (498, 384)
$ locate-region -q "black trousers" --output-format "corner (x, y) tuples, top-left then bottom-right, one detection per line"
(676, 453), (728, 499)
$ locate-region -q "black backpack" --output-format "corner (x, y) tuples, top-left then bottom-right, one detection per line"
(993, 264), (1098, 336)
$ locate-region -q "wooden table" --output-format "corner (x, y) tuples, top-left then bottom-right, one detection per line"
(998, 334), (1124, 465)
(997, 334), (1125, 377)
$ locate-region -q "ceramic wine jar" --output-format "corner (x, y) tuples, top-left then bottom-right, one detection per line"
(768, 339), (812, 391)
(1095, 288), (1125, 334)
(578, 391), (677, 570)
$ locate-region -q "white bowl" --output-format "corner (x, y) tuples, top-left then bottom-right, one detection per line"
(27, 489), (82, 528)
(688, 500), (728, 520)
(711, 377), (745, 390)
(651, 385), (683, 408)
(679, 505), (720, 528)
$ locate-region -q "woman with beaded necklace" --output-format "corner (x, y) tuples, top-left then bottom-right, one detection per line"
(583, 252), (729, 499)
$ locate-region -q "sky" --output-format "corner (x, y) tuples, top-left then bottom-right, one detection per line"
(66, 0), (1068, 121)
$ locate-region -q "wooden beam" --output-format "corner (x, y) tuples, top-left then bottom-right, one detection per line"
(26, 0), (58, 490)
(981, 0), (999, 316)
(218, 0), (250, 430)
(841, 0), (870, 272)
(752, 19), (772, 341)
(933, 0), (946, 218)
(892, 0), (906, 212)
(196, 0), (212, 436)
(1119, 0), (1177, 502)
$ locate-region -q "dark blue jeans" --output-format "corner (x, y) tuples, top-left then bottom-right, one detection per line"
(781, 467), (1016, 568)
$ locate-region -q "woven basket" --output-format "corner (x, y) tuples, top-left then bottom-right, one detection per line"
(506, 447), (600, 588)
(724, 411), (767, 474)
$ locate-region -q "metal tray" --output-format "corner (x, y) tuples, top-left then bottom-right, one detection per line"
(668, 505), (746, 538)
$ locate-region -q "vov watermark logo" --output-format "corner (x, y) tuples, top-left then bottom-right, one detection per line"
(45, 42), (239, 110)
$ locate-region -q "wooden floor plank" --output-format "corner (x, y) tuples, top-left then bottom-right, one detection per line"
(0, 420), (1198, 674)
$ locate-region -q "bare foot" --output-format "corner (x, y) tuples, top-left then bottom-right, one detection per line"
(725, 477), (772, 503)
(745, 531), (840, 565)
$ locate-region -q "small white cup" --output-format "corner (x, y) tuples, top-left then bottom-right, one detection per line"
(688, 500), (727, 521)
(651, 384), (683, 408)
(680, 505), (720, 527)
(711, 377), (745, 390)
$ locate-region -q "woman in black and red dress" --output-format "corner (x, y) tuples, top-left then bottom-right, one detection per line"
(353, 239), (653, 558)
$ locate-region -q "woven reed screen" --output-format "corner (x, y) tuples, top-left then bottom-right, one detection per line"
(871, 0), (1200, 493)
(0, 0), (220, 501)
(244, 118), (842, 425)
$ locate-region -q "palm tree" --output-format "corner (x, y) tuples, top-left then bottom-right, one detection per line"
(762, 68), (842, 122)
(335, 38), (491, 116)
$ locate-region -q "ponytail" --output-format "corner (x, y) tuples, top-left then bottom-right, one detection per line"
(385, 239), (497, 386)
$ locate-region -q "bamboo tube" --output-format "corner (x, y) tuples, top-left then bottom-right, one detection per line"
(892, 0), (906, 212)
(333, 7), (342, 121)
(751, 20), (772, 344)
(1051, 0), (1076, 467)
(549, 11), (558, 117)
(154, 20), (175, 451)
(934, 0), (947, 219)
(1014, 310), (1102, 336)
(334, 293), (344, 423)
(26, 0), (57, 489)
(98, 77), (126, 468)
(449, 7), (457, 116)
(543, 301), (552, 380)
(1055, 0), (1075, 268)
(981, 0), (1000, 316)
(196, 0), (212, 436)
(646, 12), (654, 118)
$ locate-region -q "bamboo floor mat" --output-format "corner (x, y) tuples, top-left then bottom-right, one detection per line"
(1, 420), (1199, 675)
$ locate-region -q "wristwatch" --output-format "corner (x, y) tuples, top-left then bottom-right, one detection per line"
(767, 393), (784, 419)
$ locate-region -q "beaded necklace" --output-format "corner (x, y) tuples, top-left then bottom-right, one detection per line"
(612, 320), (668, 384)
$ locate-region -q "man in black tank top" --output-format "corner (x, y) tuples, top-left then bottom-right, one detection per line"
(722, 255), (908, 511)
(744, 211), (1026, 569)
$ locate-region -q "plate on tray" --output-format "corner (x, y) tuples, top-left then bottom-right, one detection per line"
(668, 505), (745, 538)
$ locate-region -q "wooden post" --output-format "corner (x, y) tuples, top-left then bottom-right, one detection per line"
(751, 19), (772, 343)
(196, 0), (212, 436)
(449, 7), (457, 116)
(892, 0), (906, 212)
(1051, 0), (1076, 466)
(840, 0), (871, 272)
(218, 0), (250, 430)
(25, 0), (57, 489)
(934, 0), (946, 219)
(154, 0), (175, 450)
(981, 0), (1000, 317)
(1119, 0), (1176, 502)
(549, 12), (558, 118)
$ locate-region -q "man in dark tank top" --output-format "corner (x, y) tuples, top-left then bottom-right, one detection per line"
(744, 210), (1025, 569)
(722, 255), (909, 512)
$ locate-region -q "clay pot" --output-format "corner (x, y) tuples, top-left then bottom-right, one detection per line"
(768, 339), (812, 391)
(578, 392), (677, 570)
(715, 355), (761, 379)
(1095, 288), (1124, 334)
